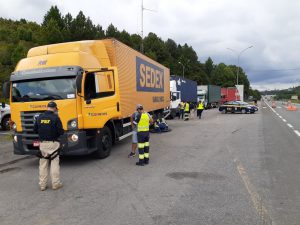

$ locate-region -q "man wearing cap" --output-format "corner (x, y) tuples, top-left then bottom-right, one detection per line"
(34, 101), (64, 191)
(133, 104), (153, 166)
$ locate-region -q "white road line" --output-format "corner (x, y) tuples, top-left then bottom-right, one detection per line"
(295, 130), (300, 137)
(264, 100), (300, 138)
(277, 106), (282, 109)
(262, 107), (267, 109)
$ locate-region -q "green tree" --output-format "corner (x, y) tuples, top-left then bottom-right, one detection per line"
(11, 42), (27, 65)
(40, 18), (64, 44)
(43, 5), (64, 30)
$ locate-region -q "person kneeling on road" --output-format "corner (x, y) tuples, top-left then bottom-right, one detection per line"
(34, 101), (64, 191)
(133, 104), (153, 166)
(154, 117), (168, 133)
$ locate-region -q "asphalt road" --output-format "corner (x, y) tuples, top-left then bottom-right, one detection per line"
(0, 106), (299, 225)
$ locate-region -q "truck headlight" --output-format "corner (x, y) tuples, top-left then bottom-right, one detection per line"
(67, 119), (78, 130)
(70, 120), (77, 128)
(69, 134), (79, 142)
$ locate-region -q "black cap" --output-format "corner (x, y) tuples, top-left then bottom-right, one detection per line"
(47, 101), (58, 109)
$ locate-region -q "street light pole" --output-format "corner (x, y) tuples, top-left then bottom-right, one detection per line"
(227, 45), (253, 85)
(178, 61), (185, 78)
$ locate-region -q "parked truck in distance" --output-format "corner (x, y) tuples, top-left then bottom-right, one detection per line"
(2, 39), (170, 158)
(169, 75), (197, 118)
(220, 85), (244, 104)
(197, 85), (221, 109)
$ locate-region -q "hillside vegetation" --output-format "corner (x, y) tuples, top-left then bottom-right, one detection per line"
(0, 6), (257, 97)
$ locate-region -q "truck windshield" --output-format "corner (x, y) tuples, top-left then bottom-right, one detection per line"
(12, 77), (76, 102)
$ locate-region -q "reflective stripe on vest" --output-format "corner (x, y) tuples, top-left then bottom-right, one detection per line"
(138, 113), (150, 132)
(197, 102), (204, 110)
(184, 103), (189, 112)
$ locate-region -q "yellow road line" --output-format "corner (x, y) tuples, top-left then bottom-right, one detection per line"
(234, 158), (277, 225)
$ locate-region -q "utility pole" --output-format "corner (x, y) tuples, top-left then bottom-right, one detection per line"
(140, 0), (156, 53)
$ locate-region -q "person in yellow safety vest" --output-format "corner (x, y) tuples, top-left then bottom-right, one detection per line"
(197, 101), (204, 119)
(179, 102), (185, 119)
(133, 104), (153, 166)
(183, 102), (190, 120)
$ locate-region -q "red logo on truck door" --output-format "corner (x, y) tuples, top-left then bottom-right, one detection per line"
(136, 56), (164, 92)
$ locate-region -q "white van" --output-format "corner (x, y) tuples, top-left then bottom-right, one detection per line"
(0, 103), (11, 131)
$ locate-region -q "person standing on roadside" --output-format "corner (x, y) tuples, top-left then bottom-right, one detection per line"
(183, 101), (190, 120)
(133, 104), (153, 166)
(34, 101), (64, 191)
(128, 108), (139, 158)
(197, 100), (204, 119)
(179, 101), (184, 119)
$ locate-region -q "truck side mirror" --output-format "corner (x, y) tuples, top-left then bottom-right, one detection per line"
(2, 82), (10, 99)
(76, 74), (83, 94)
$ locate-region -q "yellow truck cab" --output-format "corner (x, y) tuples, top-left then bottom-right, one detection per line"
(3, 39), (170, 158)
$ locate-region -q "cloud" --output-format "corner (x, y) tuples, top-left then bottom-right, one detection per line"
(1, 0), (299, 90)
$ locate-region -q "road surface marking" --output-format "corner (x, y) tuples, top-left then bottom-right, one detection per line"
(277, 106), (282, 109)
(0, 132), (12, 135)
(264, 100), (300, 138)
(234, 158), (276, 225)
(262, 107), (267, 109)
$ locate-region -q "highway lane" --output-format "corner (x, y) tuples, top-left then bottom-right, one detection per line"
(263, 100), (300, 138)
(258, 101), (300, 225)
(0, 107), (299, 225)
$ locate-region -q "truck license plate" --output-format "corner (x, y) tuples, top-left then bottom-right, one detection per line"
(33, 140), (40, 147)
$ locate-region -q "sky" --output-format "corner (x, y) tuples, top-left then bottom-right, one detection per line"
(1, 0), (300, 90)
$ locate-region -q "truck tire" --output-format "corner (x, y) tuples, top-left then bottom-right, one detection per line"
(241, 109), (247, 114)
(1, 116), (10, 131)
(93, 126), (112, 159)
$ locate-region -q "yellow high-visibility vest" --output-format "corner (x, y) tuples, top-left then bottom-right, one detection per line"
(197, 102), (204, 110)
(184, 103), (190, 112)
(138, 113), (150, 132)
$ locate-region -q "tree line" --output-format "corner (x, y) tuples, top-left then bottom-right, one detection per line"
(0, 5), (259, 98)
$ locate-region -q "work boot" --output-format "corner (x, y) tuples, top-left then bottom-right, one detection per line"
(40, 186), (47, 191)
(52, 183), (63, 190)
(128, 152), (136, 158)
(144, 158), (149, 165)
(136, 161), (144, 166)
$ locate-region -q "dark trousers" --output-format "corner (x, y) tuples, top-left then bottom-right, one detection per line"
(137, 131), (150, 164)
(180, 109), (184, 119)
(197, 109), (203, 119)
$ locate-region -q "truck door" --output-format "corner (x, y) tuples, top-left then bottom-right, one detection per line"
(82, 70), (120, 128)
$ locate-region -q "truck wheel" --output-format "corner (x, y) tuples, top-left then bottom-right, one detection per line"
(93, 126), (112, 159)
(224, 109), (228, 114)
(1, 116), (10, 131)
(241, 109), (247, 114)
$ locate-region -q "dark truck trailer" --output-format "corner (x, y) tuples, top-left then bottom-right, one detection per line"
(197, 85), (221, 109)
(169, 75), (197, 119)
(170, 75), (197, 103)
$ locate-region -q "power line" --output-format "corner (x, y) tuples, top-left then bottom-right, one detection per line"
(248, 68), (300, 72)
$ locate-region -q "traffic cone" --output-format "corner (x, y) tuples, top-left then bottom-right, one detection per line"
(287, 104), (297, 111)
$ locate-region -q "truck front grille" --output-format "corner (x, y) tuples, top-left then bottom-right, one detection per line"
(21, 111), (44, 149)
